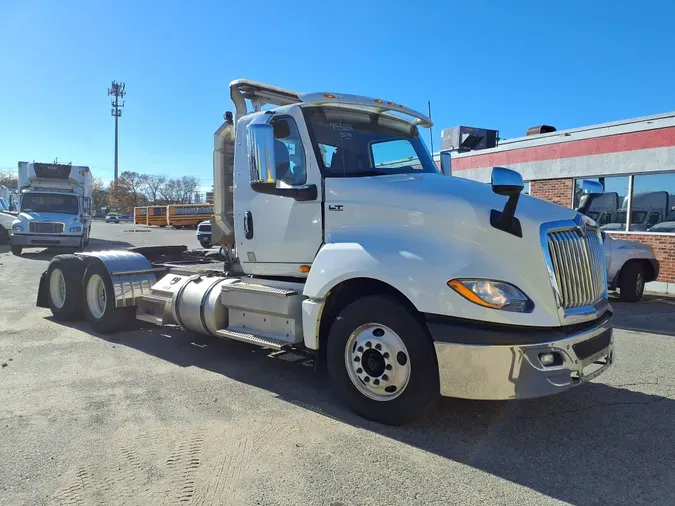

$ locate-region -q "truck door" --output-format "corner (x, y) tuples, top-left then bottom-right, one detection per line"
(236, 112), (323, 275)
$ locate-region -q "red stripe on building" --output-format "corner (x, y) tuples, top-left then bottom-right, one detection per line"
(452, 126), (675, 171)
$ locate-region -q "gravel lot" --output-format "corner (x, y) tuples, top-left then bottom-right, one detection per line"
(1, 221), (675, 505)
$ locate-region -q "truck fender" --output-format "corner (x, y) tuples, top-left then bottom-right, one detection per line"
(303, 226), (564, 349)
(77, 251), (160, 308)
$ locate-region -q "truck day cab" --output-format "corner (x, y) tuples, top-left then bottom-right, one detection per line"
(11, 162), (92, 255)
(36, 80), (614, 425)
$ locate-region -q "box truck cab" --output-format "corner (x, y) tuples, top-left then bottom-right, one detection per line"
(11, 162), (92, 255)
(36, 80), (614, 425)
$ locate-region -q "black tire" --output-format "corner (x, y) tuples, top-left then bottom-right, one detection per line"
(83, 227), (91, 247)
(10, 245), (22, 256)
(46, 255), (85, 321)
(326, 295), (440, 426)
(83, 262), (136, 333)
(618, 262), (645, 302)
(0, 226), (9, 244)
(200, 241), (212, 249)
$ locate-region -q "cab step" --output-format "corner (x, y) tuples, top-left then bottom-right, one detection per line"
(136, 293), (173, 326)
(214, 328), (289, 350)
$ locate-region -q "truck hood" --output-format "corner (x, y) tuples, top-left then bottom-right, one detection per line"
(323, 173), (595, 327)
(605, 235), (655, 256)
(17, 212), (80, 224)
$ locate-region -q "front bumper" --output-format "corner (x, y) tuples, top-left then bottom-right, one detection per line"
(429, 312), (614, 400)
(197, 233), (211, 242)
(11, 233), (82, 247)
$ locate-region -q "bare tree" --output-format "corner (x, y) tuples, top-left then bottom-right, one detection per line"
(140, 174), (167, 203)
(92, 178), (109, 211)
(180, 176), (199, 203)
(108, 171), (147, 211)
(0, 170), (18, 189)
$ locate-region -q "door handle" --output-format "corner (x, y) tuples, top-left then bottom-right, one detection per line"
(244, 211), (253, 239)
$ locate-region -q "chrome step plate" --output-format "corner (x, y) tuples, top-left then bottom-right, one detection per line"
(214, 328), (289, 350)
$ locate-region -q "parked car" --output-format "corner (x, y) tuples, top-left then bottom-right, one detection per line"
(105, 214), (120, 223)
(602, 231), (659, 302)
(196, 220), (212, 248)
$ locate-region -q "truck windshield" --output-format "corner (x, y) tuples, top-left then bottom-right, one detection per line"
(302, 106), (438, 177)
(21, 194), (79, 214)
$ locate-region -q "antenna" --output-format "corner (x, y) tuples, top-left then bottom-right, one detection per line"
(108, 81), (127, 181)
(428, 101), (434, 164)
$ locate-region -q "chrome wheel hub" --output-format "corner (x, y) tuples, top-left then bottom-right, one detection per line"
(86, 274), (107, 319)
(49, 269), (67, 309)
(344, 324), (411, 401)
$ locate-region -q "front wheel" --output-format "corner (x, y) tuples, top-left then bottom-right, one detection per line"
(619, 262), (645, 302)
(83, 262), (136, 333)
(327, 295), (440, 426)
(10, 245), (22, 256)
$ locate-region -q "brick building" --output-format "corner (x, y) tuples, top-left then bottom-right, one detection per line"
(438, 112), (675, 294)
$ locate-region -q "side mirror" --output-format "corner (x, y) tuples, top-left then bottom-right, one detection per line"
(491, 166), (524, 196)
(440, 152), (452, 176)
(575, 180), (604, 215)
(490, 167), (524, 237)
(247, 123), (276, 183)
(246, 122), (317, 202)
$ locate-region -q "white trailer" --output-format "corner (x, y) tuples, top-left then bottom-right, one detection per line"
(10, 162), (93, 255)
(35, 80), (614, 425)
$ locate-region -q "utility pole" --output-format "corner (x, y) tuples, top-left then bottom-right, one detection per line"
(108, 81), (126, 181)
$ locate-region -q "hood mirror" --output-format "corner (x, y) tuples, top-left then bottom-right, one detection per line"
(575, 180), (604, 216)
(440, 152), (452, 176)
(490, 167), (524, 237)
(491, 167), (524, 196)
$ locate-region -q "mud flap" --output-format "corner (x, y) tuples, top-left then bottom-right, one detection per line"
(36, 270), (49, 308)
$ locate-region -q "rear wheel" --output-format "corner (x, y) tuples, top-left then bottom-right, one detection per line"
(10, 245), (22, 256)
(47, 255), (85, 321)
(326, 295), (440, 426)
(83, 226), (91, 247)
(0, 226), (9, 244)
(619, 262), (645, 302)
(83, 262), (135, 333)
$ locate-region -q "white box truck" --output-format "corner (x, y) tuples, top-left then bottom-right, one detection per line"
(11, 162), (92, 255)
(35, 80), (614, 425)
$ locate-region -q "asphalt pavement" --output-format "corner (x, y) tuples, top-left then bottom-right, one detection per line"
(1, 222), (675, 505)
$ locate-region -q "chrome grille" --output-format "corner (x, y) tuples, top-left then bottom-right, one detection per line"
(547, 227), (605, 309)
(29, 222), (64, 234)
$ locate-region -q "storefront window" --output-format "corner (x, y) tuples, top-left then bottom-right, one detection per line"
(573, 176), (629, 229)
(629, 173), (675, 232)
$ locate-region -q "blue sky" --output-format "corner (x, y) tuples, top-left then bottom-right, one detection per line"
(1, 0), (674, 190)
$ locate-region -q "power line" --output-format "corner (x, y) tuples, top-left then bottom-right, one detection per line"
(108, 81), (126, 181)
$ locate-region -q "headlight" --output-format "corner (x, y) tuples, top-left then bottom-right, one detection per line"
(447, 279), (534, 313)
(69, 225), (83, 232)
(11, 222), (23, 232)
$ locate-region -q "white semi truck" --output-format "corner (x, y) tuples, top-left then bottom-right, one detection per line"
(11, 162), (93, 255)
(35, 80), (614, 425)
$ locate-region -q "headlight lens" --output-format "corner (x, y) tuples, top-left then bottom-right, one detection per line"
(69, 225), (83, 232)
(447, 279), (534, 313)
(11, 222), (23, 232)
